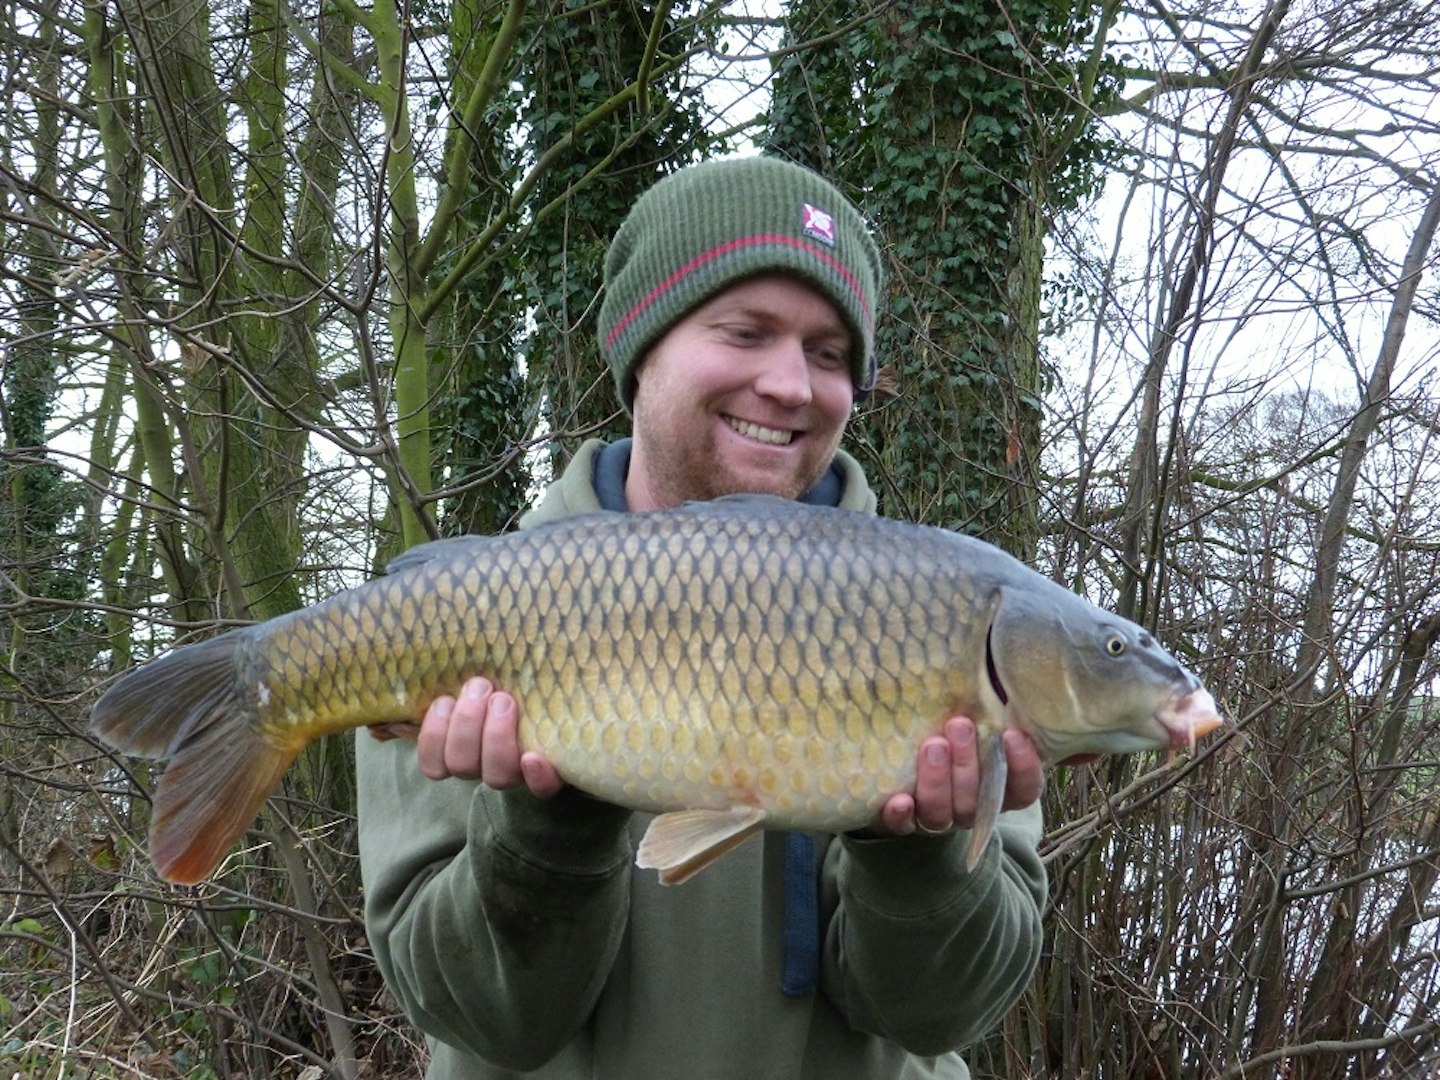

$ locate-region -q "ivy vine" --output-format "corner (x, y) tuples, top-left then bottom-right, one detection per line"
(768, 0), (1122, 554)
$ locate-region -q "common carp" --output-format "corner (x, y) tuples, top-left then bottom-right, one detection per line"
(91, 495), (1222, 885)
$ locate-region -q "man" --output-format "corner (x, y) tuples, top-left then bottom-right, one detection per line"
(357, 156), (1047, 1079)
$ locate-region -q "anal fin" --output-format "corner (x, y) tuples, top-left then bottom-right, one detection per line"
(967, 733), (1009, 871)
(364, 721), (421, 742)
(636, 806), (766, 886)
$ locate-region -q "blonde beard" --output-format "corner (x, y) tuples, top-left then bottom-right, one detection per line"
(628, 405), (844, 509)
(638, 450), (818, 508)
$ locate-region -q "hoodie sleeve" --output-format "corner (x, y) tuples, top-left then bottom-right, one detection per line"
(356, 732), (634, 1071)
(820, 802), (1046, 1054)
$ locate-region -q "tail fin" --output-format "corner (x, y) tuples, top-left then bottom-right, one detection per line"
(91, 633), (300, 885)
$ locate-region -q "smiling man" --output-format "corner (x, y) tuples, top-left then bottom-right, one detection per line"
(357, 156), (1048, 1080)
(625, 274), (854, 508)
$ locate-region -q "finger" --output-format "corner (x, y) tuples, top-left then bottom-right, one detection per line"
(440, 677), (490, 781)
(520, 752), (565, 799)
(913, 737), (955, 833)
(875, 791), (917, 836)
(479, 688), (525, 789)
(945, 716), (980, 824)
(1001, 729), (1045, 809)
(416, 696), (456, 780)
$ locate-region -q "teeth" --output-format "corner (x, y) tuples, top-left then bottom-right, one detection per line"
(728, 418), (793, 445)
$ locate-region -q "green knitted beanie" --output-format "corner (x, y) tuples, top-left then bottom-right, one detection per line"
(599, 156), (883, 411)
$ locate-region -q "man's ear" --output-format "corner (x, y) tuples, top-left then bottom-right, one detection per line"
(627, 346), (657, 405)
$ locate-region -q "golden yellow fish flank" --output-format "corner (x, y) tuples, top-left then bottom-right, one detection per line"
(90, 495), (1224, 885)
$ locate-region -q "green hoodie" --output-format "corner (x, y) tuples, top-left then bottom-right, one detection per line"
(357, 440), (1046, 1079)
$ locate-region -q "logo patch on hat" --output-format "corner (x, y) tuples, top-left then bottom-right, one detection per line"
(802, 204), (837, 247)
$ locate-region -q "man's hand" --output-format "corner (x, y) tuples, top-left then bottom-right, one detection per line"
(414, 676), (564, 797)
(872, 717), (1043, 837)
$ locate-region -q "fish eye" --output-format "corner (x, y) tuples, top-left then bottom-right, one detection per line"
(1105, 634), (1127, 656)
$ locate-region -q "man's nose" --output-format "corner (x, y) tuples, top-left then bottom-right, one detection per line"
(752, 338), (813, 407)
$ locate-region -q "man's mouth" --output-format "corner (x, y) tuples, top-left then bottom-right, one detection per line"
(726, 417), (795, 446)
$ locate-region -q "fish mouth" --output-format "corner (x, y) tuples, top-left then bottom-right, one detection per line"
(1156, 686), (1224, 750)
(725, 416), (795, 446)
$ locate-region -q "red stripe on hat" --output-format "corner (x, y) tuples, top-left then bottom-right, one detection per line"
(604, 233), (873, 351)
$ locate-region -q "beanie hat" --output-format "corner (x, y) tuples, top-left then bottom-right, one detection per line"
(599, 156), (883, 411)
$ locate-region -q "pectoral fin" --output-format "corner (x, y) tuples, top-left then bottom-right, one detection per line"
(967, 733), (1009, 871)
(636, 806), (766, 886)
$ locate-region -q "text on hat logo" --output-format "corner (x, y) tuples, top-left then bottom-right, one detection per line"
(802, 204), (837, 247)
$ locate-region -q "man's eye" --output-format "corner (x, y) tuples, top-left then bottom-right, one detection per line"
(722, 325), (762, 343)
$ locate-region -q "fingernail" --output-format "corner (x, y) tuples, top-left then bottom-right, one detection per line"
(430, 697), (453, 722)
(461, 677), (487, 701)
(925, 742), (948, 766)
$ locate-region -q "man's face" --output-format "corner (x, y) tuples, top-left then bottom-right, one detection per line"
(625, 274), (855, 511)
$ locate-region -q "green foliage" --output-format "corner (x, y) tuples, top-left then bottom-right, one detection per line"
(438, 337), (533, 534)
(426, 0), (541, 538)
(430, 0), (532, 536)
(768, 0), (1121, 553)
(432, 3), (726, 528)
(517, 0), (724, 471)
(765, 0), (869, 174)
(1, 323), (98, 691)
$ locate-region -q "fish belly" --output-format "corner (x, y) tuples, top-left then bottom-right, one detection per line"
(252, 506), (984, 830)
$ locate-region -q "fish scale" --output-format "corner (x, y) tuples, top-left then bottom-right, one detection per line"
(90, 494), (1223, 886)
